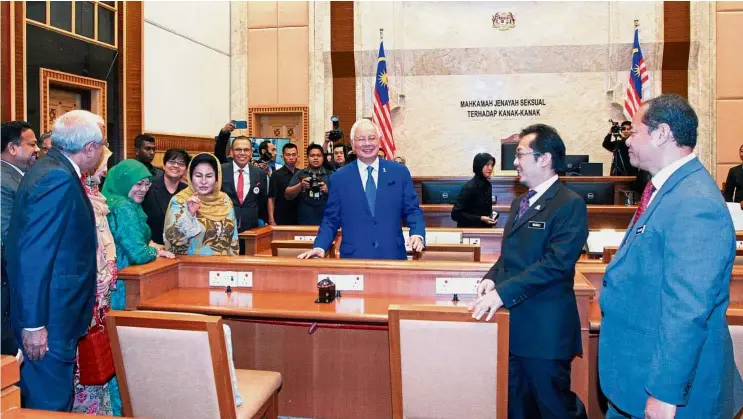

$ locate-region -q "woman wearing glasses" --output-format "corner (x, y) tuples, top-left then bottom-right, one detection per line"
(142, 149), (191, 245)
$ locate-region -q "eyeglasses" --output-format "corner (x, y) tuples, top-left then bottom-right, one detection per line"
(166, 160), (187, 168)
(515, 151), (542, 159)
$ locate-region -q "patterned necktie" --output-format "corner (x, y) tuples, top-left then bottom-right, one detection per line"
(237, 169), (245, 205)
(516, 190), (537, 221)
(630, 182), (656, 228)
(365, 166), (376, 216)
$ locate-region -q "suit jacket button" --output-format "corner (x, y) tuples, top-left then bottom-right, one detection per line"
(602, 280), (607, 286)
(600, 310), (605, 317)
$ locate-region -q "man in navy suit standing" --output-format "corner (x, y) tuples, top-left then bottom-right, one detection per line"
(298, 119), (425, 259)
(470, 124), (589, 419)
(6, 110), (106, 411)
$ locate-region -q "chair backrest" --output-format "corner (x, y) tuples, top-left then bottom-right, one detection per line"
(388, 305), (508, 419)
(413, 243), (481, 262)
(728, 309), (743, 382)
(602, 246), (619, 263)
(270, 239), (334, 257)
(107, 310), (236, 419)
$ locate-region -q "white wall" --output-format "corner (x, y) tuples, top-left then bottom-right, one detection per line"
(143, 1), (231, 137)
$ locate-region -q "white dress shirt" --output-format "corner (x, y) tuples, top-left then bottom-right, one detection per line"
(647, 153), (696, 206)
(233, 162), (251, 202)
(528, 175), (559, 207)
(357, 158), (380, 190)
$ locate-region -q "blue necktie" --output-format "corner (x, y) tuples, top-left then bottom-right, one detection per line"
(365, 166), (376, 216)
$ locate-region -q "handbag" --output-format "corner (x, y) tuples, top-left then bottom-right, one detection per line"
(77, 304), (115, 385)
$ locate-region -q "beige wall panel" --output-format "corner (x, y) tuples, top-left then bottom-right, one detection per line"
(717, 12), (743, 99)
(717, 100), (743, 162)
(717, 2), (743, 12)
(278, 27), (309, 105)
(248, 28), (279, 105)
(278, 1), (309, 27)
(718, 163), (739, 186)
(248, 1), (278, 29)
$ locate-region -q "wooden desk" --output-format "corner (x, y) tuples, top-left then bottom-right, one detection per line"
(413, 176), (637, 205)
(3, 409), (112, 418)
(1, 355), (20, 413)
(124, 257), (596, 419)
(422, 204), (637, 229)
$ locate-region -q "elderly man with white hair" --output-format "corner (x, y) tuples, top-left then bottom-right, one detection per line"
(6, 110), (107, 411)
(299, 119), (425, 260)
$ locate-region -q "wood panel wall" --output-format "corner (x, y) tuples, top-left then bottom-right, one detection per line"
(329, 2), (355, 145)
(0, 1), (12, 122)
(12, 1), (25, 120)
(661, 2), (691, 98)
(120, 0), (143, 159)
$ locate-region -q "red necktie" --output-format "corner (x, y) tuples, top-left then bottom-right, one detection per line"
(237, 169), (245, 205)
(630, 182), (656, 228)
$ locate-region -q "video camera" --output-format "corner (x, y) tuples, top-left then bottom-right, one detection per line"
(609, 119), (620, 135)
(328, 115), (343, 142)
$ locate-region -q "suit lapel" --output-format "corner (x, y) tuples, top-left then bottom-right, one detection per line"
(612, 157), (704, 264)
(507, 181), (560, 237)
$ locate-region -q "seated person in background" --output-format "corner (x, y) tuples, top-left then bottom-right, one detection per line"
(142, 148), (190, 245)
(602, 120), (638, 176)
(724, 144), (743, 203)
(220, 136), (268, 239)
(268, 143), (300, 225)
(285, 144), (331, 225)
(103, 160), (175, 310)
(164, 153), (239, 256)
(451, 153), (496, 228)
(133, 134), (163, 179)
(394, 155), (406, 166)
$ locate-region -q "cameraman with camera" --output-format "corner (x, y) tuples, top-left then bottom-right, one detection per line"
(603, 120), (638, 176)
(284, 144), (331, 225)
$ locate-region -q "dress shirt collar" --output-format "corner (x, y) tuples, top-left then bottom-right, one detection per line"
(529, 174), (559, 205)
(60, 152), (82, 177)
(651, 153), (696, 192)
(357, 158), (380, 175)
(1, 159), (25, 176)
(233, 162), (249, 174)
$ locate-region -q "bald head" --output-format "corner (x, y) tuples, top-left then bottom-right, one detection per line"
(350, 119), (381, 165)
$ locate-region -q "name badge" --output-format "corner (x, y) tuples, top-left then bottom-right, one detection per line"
(253, 187), (260, 195)
(635, 225), (645, 235)
(528, 221), (545, 229)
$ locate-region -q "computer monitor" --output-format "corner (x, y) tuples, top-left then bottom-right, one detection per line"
(501, 142), (518, 170)
(565, 182), (615, 205)
(564, 155), (589, 174)
(421, 182), (466, 204)
(578, 162), (603, 176)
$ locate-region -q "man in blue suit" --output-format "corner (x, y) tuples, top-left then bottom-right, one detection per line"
(298, 119), (425, 259)
(599, 94), (743, 419)
(6, 110), (106, 411)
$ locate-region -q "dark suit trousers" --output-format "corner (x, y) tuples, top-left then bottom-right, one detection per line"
(508, 354), (587, 419)
(20, 338), (78, 411)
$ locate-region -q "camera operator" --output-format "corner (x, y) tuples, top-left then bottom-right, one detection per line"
(284, 144), (331, 225)
(602, 120), (638, 176)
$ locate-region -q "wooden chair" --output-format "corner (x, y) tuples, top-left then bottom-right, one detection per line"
(413, 243), (481, 262)
(602, 246), (619, 263)
(270, 239), (335, 258)
(388, 305), (509, 419)
(107, 310), (281, 419)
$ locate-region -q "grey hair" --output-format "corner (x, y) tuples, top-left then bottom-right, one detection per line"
(349, 119), (382, 146)
(51, 110), (104, 154)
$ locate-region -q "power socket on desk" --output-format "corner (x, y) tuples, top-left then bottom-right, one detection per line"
(317, 274), (364, 291)
(435, 277), (480, 295)
(209, 271), (252, 288)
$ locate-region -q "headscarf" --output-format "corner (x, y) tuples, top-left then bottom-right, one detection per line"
(82, 147), (117, 307)
(473, 152), (496, 180)
(102, 159), (153, 206)
(172, 153), (231, 221)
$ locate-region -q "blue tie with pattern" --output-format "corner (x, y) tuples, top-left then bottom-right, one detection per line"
(365, 166), (376, 216)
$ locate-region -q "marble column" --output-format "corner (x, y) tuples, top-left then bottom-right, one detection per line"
(230, 1), (249, 121)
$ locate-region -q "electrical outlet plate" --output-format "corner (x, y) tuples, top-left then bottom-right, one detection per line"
(737, 240), (743, 248)
(209, 271), (227, 287)
(236, 271), (253, 288)
(470, 238), (481, 246)
(317, 274), (364, 291)
(435, 277), (480, 295)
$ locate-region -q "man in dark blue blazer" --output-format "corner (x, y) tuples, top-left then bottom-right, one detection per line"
(600, 95), (743, 418)
(298, 119), (425, 259)
(6, 110), (106, 411)
(470, 124), (588, 419)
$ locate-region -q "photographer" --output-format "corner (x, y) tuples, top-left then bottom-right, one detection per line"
(285, 144), (331, 225)
(602, 120), (638, 176)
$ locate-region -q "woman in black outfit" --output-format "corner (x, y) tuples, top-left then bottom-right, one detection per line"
(451, 153), (496, 228)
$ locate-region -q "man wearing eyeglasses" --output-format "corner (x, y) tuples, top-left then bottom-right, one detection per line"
(6, 110), (107, 411)
(470, 124), (589, 419)
(603, 121), (639, 177)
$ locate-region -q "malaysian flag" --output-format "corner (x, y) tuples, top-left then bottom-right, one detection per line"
(372, 37), (395, 159)
(623, 24), (649, 119)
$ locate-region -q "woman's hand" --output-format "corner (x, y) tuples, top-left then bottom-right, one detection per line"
(186, 195), (201, 216)
(157, 249), (176, 259)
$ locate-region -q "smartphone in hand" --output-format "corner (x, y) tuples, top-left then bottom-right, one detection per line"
(232, 120), (248, 129)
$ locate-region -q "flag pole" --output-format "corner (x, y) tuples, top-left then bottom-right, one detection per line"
(634, 19), (639, 28)
(379, 28), (383, 42)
